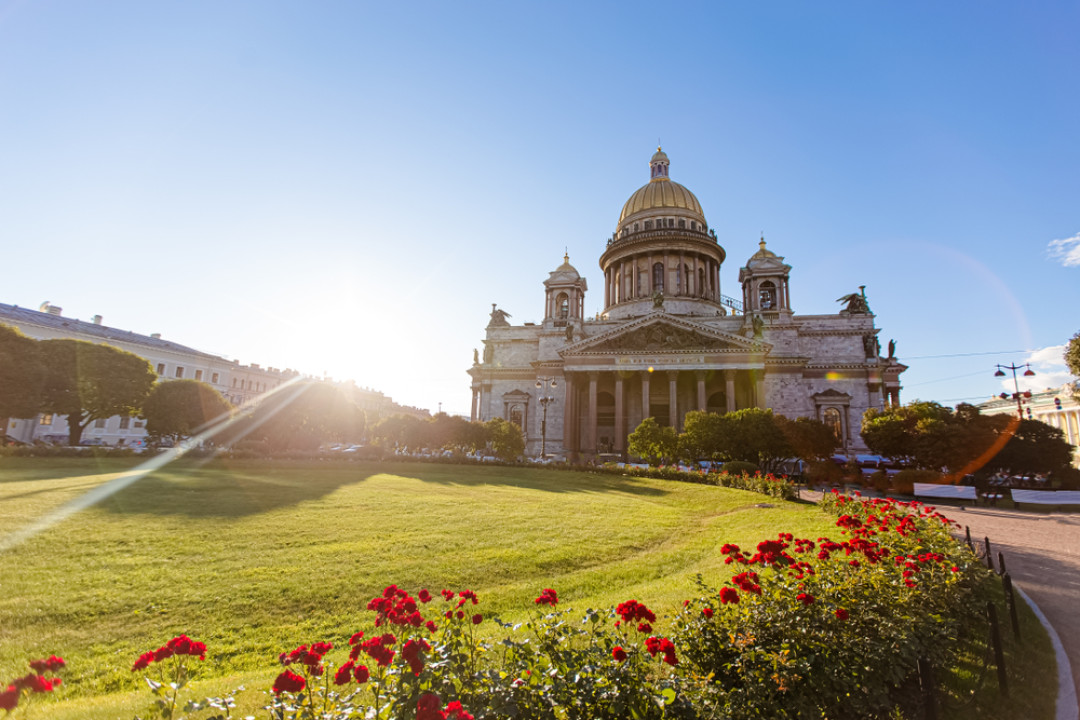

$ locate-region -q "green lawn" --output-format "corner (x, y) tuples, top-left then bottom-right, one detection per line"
(0, 457), (833, 718)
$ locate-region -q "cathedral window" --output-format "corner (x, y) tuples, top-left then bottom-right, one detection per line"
(509, 405), (523, 429)
(678, 219), (685, 229)
(759, 281), (777, 310)
(652, 262), (664, 292)
(644, 220), (653, 230)
(633, 223), (639, 232)
(823, 408), (842, 443)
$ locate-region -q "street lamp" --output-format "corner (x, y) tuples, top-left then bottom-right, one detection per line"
(535, 376), (558, 458)
(994, 363), (1035, 419)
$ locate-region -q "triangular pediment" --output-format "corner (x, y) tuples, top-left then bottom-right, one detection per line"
(562, 313), (768, 356)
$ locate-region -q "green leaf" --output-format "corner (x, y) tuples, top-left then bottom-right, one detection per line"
(661, 687), (677, 705)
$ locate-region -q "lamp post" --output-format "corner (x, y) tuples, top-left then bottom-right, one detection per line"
(994, 363), (1035, 419)
(535, 376), (558, 458)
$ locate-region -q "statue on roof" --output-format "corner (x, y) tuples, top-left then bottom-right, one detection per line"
(887, 339), (896, 360)
(837, 286), (871, 315)
(751, 313), (765, 338)
(487, 303), (512, 328)
(652, 291), (665, 309)
(473, 348), (479, 365)
(565, 323), (574, 342)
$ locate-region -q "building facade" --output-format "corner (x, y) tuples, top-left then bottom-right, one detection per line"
(468, 148), (906, 460)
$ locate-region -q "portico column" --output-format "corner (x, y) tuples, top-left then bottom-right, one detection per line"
(587, 372), (599, 454)
(755, 371), (766, 409)
(668, 371), (678, 429)
(724, 370), (736, 412)
(696, 371), (707, 411)
(563, 374), (576, 452)
(470, 389), (478, 421)
(641, 371), (651, 420)
(614, 375), (625, 452)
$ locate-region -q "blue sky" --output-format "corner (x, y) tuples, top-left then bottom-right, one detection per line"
(1, 1), (1077, 415)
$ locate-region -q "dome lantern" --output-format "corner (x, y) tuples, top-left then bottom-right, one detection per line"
(650, 146), (670, 181)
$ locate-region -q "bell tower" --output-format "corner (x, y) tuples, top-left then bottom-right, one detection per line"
(739, 237), (793, 320)
(543, 253), (587, 328)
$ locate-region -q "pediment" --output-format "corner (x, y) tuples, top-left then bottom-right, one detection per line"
(562, 313), (768, 356)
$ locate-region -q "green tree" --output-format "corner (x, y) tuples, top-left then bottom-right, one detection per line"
(485, 417), (524, 461)
(718, 408), (793, 473)
(986, 419), (1074, 477)
(628, 417), (678, 466)
(860, 401), (956, 470)
(38, 339), (157, 445)
(1066, 331), (1080, 400)
(679, 410), (725, 462)
(775, 415), (838, 464)
(0, 324), (44, 438)
(142, 380), (233, 444)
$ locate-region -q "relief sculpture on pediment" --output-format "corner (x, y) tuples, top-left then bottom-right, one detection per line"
(591, 324), (727, 352)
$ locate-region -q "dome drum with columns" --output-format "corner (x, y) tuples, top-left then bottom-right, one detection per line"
(469, 148), (906, 462)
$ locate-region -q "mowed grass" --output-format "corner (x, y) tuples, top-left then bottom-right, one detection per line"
(0, 457), (834, 716)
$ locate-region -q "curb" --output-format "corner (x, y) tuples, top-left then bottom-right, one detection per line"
(1015, 585), (1079, 720)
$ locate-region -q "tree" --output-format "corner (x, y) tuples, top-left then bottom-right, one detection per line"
(0, 324), (44, 438)
(38, 339), (157, 445)
(860, 401), (958, 470)
(717, 408), (793, 473)
(1066, 331), (1080, 400)
(985, 419), (1074, 477)
(628, 417), (678, 466)
(775, 415), (838, 464)
(142, 380), (232, 445)
(679, 411), (725, 462)
(485, 417), (524, 461)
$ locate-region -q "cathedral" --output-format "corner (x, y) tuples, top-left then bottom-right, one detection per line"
(468, 148), (906, 461)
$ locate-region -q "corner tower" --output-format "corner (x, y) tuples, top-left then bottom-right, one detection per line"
(598, 148), (727, 320)
(543, 253), (587, 327)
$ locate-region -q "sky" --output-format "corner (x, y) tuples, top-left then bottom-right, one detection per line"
(1, 1), (1077, 416)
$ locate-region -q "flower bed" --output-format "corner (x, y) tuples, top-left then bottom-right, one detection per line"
(3, 492), (995, 719)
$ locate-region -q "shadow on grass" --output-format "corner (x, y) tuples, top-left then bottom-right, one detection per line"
(95, 460), (671, 518)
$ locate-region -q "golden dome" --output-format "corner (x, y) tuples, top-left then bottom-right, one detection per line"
(618, 179), (706, 226)
(617, 148), (707, 228)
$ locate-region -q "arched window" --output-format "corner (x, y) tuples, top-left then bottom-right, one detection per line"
(509, 405), (523, 429)
(759, 281), (777, 310)
(557, 293), (569, 319)
(698, 268), (706, 296)
(823, 408), (842, 443)
(652, 262), (664, 292)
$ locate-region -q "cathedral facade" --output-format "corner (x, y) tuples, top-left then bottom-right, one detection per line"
(468, 149), (906, 461)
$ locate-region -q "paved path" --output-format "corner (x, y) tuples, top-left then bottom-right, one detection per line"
(949, 506), (1080, 704)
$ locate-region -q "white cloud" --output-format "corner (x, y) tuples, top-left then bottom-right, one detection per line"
(1048, 232), (1080, 267)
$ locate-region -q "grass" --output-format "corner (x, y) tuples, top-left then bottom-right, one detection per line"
(0, 457), (833, 719)
(939, 576), (1059, 720)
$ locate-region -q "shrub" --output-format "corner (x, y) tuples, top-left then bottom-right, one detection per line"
(892, 468), (942, 495)
(720, 461), (758, 475)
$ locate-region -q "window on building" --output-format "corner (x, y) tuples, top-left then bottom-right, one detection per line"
(678, 219), (685, 229)
(555, 292), (569, 319)
(652, 262), (664, 292)
(94, 418), (107, 429)
(232, 378), (237, 388)
(698, 268), (706, 296)
(39, 414), (53, 426)
(211, 373), (219, 384)
(509, 405), (523, 429)
(119, 417), (130, 430)
(134, 420), (145, 429)
(195, 370), (203, 381)
(156, 363), (165, 375)
(823, 408), (842, 443)
(759, 281), (777, 310)
(175, 366), (184, 378)
(644, 220), (653, 230)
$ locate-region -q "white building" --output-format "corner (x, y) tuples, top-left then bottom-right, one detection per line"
(468, 148), (907, 461)
(1, 301), (299, 447)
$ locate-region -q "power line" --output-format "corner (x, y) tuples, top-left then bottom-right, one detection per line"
(903, 349), (1031, 360)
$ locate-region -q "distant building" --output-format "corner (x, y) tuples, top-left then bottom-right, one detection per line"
(977, 383), (1080, 468)
(468, 148), (907, 461)
(0, 302), (422, 445)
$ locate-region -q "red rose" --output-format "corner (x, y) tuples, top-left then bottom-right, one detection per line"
(426, 620), (439, 633)
(416, 692), (445, 720)
(719, 587), (739, 604)
(472, 614), (483, 625)
(353, 664), (370, 683)
(535, 588), (559, 607)
(702, 607), (714, 619)
(272, 669), (306, 694)
(418, 588), (433, 603)
(0, 686), (17, 712)
(835, 608), (849, 620)
(612, 646), (628, 662)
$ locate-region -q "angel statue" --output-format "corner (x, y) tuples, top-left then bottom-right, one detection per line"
(487, 303), (512, 328)
(837, 286), (871, 315)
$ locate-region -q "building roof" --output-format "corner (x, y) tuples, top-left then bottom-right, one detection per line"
(0, 302), (220, 360)
(617, 149), (706, 227)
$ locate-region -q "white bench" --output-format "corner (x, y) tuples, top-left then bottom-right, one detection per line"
(1010, 490), (1080, 507)
(913, 483), (978, 501)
